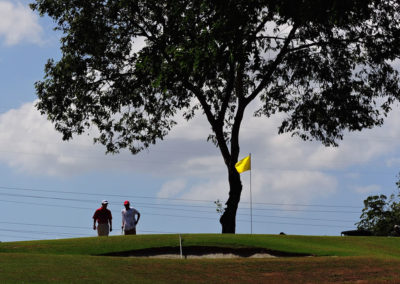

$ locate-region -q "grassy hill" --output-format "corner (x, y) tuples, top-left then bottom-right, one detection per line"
(1, 234), (400, 283)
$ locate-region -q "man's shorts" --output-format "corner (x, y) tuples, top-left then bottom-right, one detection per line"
(124, 228), (136, 235)
(97, 223), (110, 236)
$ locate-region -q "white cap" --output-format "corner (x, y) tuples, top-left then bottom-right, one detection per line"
(102, 200), (108, 205)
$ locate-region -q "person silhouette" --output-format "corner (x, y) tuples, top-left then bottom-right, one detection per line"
(121, 200), (140, 235)
(93, 200), (112, 236)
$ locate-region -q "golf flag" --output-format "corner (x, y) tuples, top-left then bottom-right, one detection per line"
(235, 155), (251, 173)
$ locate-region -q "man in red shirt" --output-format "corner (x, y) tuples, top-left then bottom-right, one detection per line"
(93, 200), (112, 236)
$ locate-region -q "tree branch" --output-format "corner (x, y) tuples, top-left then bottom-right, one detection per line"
(217, 61), (236, 124)
(182, 80), (232, 165)
(255, 36), (288, 41)
(247, 23), (299, 104)
(230, 98), (246, 164)
(286, 37), (365, 53)
(253, 16), (270, 39)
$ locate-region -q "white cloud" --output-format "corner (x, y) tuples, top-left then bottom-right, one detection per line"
(0, 1), (43, 45)
(386, 158), (400, 167)
(182, 155), (225, 176)
(181, 178), (230, 202)
(352, 184), (382, 194)
(157, 179), (186, 198)
(255, 171), (337, 204)
(0, 101), (222, 177)
(2, 99), (400, 206)
(176, 169), (337, 211)
(0, 102), (101, 176)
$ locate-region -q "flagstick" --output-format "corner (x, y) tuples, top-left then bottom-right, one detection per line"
(250, 153), (253, 235)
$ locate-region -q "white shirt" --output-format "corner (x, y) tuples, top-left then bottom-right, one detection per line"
(122, 207), (140, 230)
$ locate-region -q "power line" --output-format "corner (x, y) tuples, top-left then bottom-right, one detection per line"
(0, 192), (361, 214)
(0, 180), (364, 216)
(0, 217), (353, 242)
(0, 221), (181, 235)
(0, 211), (356, 241)
(0, 211), (356, 231)
(0, 199), (93, 210)
(0, 228), (92, 237)
(0, 185), (362, 209)
(0, 192), (97, 203)
(243, 215), (356, 223)
(0, 185), (218, 204)
(0, 199), (358, 230)
(142, 213), (353, 229)
(0, 186), (362, 237)
(246, 219), (354, 229)
(0, 198), (359, 229)
(0, 198), (358, 229)
(0, 234), (34, 240)
(0, 221), (89, 230)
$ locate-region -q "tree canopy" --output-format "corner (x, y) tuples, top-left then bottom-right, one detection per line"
(32, 0), (400, 233)
(357, 179), (400, 236)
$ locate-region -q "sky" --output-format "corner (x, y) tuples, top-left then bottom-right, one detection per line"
(1, 0), (400, 242)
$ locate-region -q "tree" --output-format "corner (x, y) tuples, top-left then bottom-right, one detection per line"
(31, 0), (400, 233)
(356, 183), (400, 236)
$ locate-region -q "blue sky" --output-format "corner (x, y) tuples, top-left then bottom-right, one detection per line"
(1, 0), (400, 242)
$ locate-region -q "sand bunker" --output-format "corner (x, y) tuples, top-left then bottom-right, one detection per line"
(100, 246), (311, 259)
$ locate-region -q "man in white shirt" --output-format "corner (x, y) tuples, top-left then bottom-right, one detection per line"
(121, 200), (141, 235)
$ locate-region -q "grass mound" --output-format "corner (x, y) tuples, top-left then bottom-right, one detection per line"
(2, 234), (400, 283)
(2, 233), (400, 258)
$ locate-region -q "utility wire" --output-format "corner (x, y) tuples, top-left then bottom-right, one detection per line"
(0, 199), (358, 227)
(0, 234), (34, 240)
(0, 185), (362, 208)
(0, 198), (358, 225)
(0, 193), (361, 214)
(0, 199), (356, 230)
(0, 187), (363, 215)
(0, 228), (92, 237)
(0, 199), (93, 210)
(0, 221), (180, 235)
(0, 221), (89, 230)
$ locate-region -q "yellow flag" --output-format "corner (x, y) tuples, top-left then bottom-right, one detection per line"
(235, 155), (251, 173)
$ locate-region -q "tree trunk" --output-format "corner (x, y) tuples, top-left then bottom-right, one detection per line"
(220, 167), (243, 233)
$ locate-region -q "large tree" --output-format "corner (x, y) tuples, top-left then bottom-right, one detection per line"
(356, 178), (400, 236)
(356, 194), (400, 236)
(32, 0), (400, 233)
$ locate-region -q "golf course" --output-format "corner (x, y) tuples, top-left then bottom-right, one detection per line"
(1, 234), (400, 283)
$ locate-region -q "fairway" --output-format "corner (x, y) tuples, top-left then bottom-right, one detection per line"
(1, 234), (400, 283)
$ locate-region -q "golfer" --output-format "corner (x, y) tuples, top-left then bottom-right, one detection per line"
(121, 200), (140, 235)
(93, 200), (112, 236)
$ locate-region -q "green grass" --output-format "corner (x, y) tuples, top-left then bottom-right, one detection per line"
(2, 253), (400, 284)
(2, 234), (400, 283)
(2, 233), (400, 257)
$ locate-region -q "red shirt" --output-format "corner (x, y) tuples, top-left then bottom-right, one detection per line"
(93, 207), (112, 224)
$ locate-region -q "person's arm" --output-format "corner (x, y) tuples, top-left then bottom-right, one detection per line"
(121, 211), (125, 230)
(135, 212), (141, 225)
(109, 211), (112, 232)
(93, 212), (97, 230)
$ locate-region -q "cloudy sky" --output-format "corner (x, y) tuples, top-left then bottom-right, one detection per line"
(1, 0), (400, 242)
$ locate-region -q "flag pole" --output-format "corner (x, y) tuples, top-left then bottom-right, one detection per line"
(250, 153), (253, 234)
